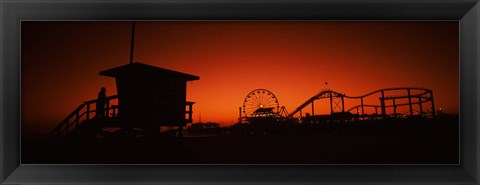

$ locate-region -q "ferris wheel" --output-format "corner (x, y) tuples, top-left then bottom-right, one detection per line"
(242, 89), (280, 117)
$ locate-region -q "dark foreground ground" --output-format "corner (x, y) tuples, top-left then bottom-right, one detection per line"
(22, 118), (459, 164)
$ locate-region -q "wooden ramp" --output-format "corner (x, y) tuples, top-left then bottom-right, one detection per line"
(50, 95), (194, 139)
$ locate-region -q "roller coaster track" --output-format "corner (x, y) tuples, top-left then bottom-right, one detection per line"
(287, 87), (435, 118)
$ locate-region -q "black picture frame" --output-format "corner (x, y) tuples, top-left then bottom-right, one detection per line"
(1, 0), (478, 184)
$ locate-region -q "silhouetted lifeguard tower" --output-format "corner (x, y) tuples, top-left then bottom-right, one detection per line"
(50, 62), (199, 138)
(100, 62), (199, 133)
(50, 22), (200, 139)
(50, 62), (199, 139)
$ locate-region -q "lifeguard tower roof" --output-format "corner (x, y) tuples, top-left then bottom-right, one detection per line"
(99, 62), (199, 81)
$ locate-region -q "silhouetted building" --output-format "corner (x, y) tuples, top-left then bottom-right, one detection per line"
(252, 107), (276, 117)
(50, 62), (200, 139)
(99, 62), (199, 132)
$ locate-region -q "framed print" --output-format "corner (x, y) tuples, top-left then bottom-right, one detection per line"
(20, 20), (459, 165)
(1, 0), (479, 184)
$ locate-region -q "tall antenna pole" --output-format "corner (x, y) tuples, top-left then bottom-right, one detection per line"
(129, 21), (136, 64)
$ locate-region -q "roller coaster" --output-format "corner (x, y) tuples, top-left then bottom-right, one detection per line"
(240, 87), (435, 123)
(288, 87), (435, 120)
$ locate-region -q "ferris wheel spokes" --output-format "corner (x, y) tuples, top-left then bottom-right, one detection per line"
(242, 89), (280, 118)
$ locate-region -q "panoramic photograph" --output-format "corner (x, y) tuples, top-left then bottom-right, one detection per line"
(21, 21), (459, 164)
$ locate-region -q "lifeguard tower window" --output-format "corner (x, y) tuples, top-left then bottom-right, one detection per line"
(99, 62), (199, 127)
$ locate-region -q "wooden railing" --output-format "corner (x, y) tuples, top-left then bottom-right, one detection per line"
(50, 95), (119, 138)
(185, 101), (195, 123)
(51, 95), (196, 138)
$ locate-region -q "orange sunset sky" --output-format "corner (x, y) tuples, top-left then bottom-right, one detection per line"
(21, 21), (459, 135)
